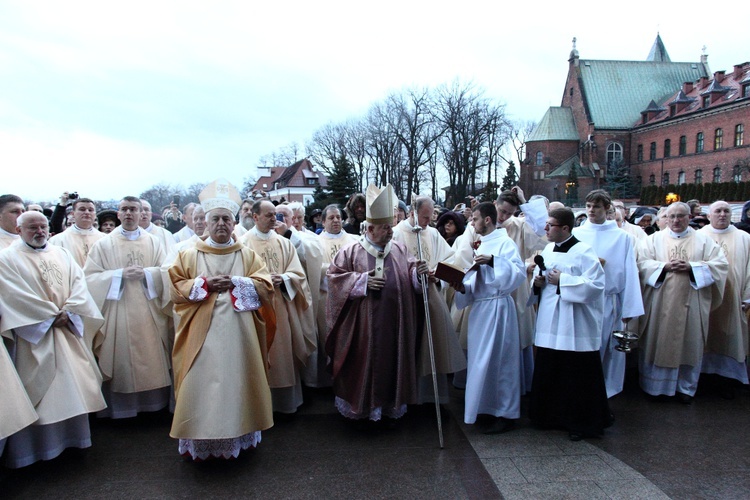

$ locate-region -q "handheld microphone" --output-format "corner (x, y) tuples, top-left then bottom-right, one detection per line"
(534, 255), (546, 276)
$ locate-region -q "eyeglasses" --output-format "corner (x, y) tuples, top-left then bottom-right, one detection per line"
(545, 223), (565, 228)
(667, 214), (689, 220)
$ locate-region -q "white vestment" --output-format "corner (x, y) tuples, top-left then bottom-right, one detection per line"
(699, 225), (750, 383)
(501, 199), (549, 393)
(84, 227), (172, 417)
(302, 230), (357, 388)
(574, 220), (644, 397)
(393, 219), (466, 404)
(455, 228), (526, 423)
(0, 242), (106, 468)
(48, 225), (105, 268)
(533, 238), (606, 352)
(636, 228), (728, 396)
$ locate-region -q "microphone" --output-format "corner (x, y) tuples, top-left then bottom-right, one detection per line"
(534, 255), (546, 276)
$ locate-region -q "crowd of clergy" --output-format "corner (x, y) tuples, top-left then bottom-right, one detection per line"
(1, 178), (747, 466)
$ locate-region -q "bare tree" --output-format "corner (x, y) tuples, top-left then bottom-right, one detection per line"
(435, 80), (506, 205)
(383, 87), (443, 203)
(306, 122), (349, 177)
(364, 100), (405, 199)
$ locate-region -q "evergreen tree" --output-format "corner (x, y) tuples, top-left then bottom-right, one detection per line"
(326, 154), (359, 206)
(501, 161), (518, 191)
(603, 159), (636, 199)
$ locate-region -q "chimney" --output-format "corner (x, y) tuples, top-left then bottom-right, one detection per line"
(714, 70), (726, 83)
(683, 81), (694, 94)
(734, 63), (750, 81)
(698, 76), (709, 89)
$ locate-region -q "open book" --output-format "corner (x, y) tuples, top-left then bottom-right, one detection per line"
(434, 259), (487, 283)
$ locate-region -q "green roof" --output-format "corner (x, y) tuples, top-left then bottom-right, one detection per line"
(579, 59), (707, 129)
(547, 155), (594, 178)
(527, 107), (578, 142)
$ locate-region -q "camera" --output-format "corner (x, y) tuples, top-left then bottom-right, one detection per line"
(68, 192), (79, 200)
(275, 213), (285, 222)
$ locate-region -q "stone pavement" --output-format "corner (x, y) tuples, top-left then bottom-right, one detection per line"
(2, 369), (749, 499)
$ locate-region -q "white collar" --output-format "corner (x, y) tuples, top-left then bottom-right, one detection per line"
(250, 226), (274, 241)
(121, 227), (142, 240)
(321, 231), (345, 239)
(207, 237), (235, 248)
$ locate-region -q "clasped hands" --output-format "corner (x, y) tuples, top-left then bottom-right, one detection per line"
(664, 259), (690, 273)
(205, 275), (235, 293)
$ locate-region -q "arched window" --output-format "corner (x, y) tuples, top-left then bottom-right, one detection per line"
(535, 151), (544, 166)
(715, 128), (724, 150)
(664, 139), (671, 158)
(606, 142), (623, 165)
(736, 124), (745, 147)
(649, 174), (656, 185)
(679, 136), (687, 155)
(695, 169), (703, 184)
(713, 167), (721, 183)
(696, 132), (704, 153)
(677, 170), (685, 185)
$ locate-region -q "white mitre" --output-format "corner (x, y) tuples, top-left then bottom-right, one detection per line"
(366, 183), (396, 225)
(199, 178), (242, 215)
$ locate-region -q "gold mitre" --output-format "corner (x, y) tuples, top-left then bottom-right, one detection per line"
(366, 183), (396, 225)
(199, 178), (242, 215)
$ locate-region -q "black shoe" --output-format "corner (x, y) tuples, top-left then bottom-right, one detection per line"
(676, 392), (693, 405)
(483, 417), (516, 435)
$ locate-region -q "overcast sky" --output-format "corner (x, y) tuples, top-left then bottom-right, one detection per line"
(2, 1), (748, 202)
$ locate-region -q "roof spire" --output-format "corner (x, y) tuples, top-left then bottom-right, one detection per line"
(647, 33), (671, 62)
(569, 36), (579, 64)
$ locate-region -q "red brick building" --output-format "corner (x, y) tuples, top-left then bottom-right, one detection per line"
(252, 158), (327, 205)
(522, 35), (750, 204)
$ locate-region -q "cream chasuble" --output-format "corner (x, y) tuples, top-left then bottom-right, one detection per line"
(169, 240), (274, 439)
(84, 227), (172, 393)
(0, 344), (37, 440)
(0, 244), (106, 425)
(48, 225), (105, 267)
(393, 220), (465, 376)
(700, 225), (750, 361)
(240, 229), (316, 388)
(637, 229), (728, 368)
(0, 229), (20, 249)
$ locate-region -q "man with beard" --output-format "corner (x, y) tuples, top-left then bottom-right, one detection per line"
(84, 197), (171, 418)
(0, 211), (106, 468)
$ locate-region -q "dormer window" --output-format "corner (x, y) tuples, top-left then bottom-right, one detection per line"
(703, 95), (711, 108)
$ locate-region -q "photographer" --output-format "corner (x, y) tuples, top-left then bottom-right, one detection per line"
(50, 191), (78, 235)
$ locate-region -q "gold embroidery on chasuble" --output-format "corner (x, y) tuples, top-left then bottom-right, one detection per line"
(39, 259), (63, 287)
(126, 249), (146, 267)
(668, 240), (689, 262)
